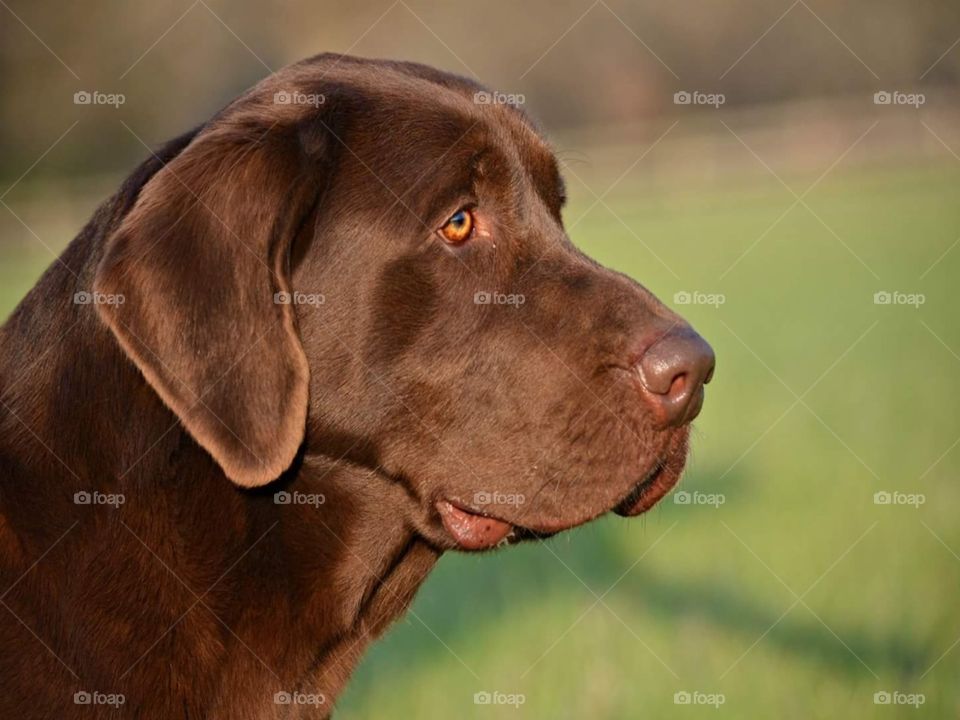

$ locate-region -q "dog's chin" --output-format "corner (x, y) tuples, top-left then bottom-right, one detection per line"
(434, 446), (688, 552)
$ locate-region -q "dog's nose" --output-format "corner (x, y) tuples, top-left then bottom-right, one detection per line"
(636, 328), (715, 427)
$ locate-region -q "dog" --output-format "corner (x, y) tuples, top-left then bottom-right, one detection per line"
(0, 54), (714, 718)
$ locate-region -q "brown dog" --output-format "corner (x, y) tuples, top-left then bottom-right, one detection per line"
(0, 54), (714, 718)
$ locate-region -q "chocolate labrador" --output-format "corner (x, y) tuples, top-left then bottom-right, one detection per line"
(0, 54), (714, 718)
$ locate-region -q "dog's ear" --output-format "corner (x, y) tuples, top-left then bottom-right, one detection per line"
(95, 112), (331, 487)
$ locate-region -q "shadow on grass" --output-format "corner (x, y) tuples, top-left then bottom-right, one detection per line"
(617, 566), (930, 679)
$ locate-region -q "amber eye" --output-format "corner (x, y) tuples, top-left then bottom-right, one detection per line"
(438, 208), (475, 244)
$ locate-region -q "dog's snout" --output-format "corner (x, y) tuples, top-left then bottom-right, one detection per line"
(636, 328), (715, 427)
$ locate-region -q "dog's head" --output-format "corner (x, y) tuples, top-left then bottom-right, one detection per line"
(95, 54), (714, 550)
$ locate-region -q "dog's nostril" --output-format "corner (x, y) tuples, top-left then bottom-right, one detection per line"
(668, 373), (687, 397)
(636, 328), (715, 428)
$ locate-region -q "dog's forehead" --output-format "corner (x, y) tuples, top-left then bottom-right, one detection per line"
(282, 56), (562, 195)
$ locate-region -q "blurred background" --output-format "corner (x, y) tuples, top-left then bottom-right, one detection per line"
(2, 1), (959, 717)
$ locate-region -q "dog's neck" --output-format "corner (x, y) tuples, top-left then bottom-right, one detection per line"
(0, 235), (440, 718)
(277, 456), (441, 709)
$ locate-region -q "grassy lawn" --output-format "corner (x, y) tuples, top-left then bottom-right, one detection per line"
(2, 160), (958, 718)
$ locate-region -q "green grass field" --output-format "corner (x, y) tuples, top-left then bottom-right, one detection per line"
(2, 160), (958, 718)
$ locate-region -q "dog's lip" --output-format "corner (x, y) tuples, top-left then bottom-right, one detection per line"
(436, 499), (580, 550)
(613, 459), (681, 517)
(435, 500), (516, 550)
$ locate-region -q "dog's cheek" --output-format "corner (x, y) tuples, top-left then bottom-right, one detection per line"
(366, 255), (441, 366)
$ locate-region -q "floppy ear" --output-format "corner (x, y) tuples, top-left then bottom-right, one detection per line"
(94, 118), (325, 487)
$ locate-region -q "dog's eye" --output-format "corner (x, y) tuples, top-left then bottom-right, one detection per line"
(438, 208), (475, 244)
